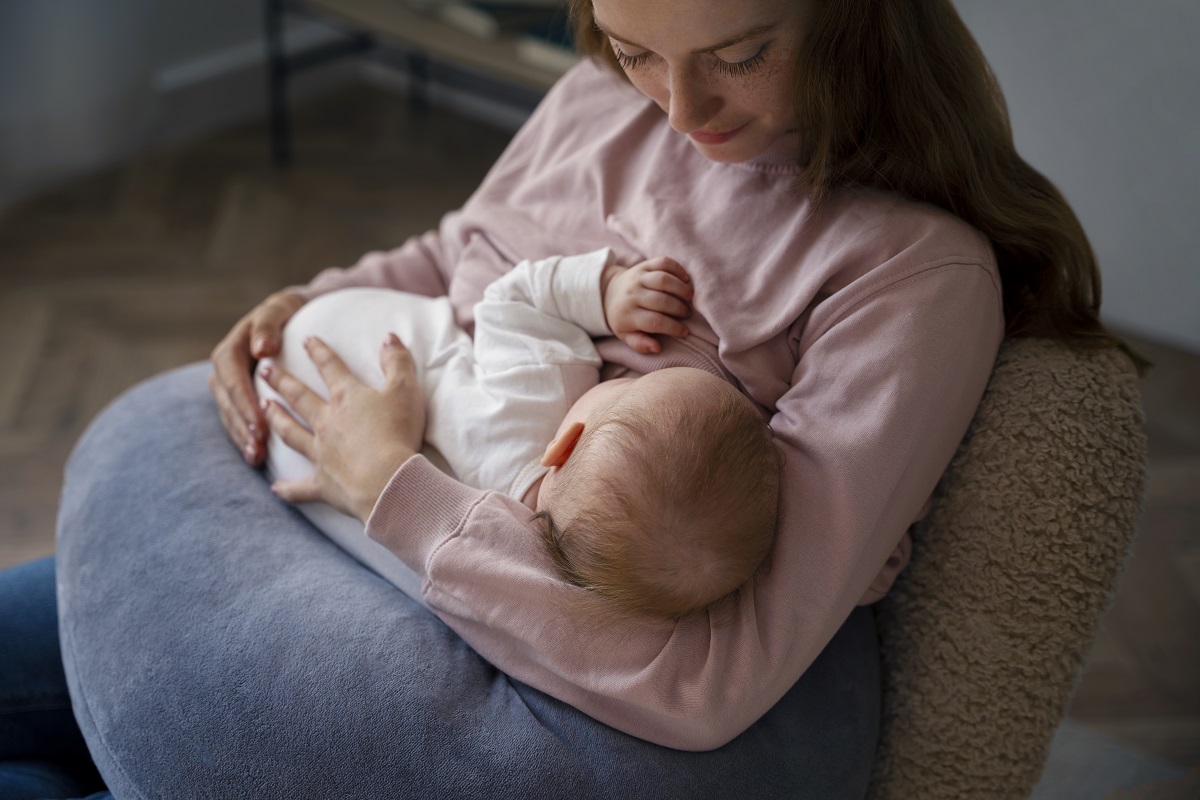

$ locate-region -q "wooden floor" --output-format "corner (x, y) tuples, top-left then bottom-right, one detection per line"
(1, 83), (1197, 776)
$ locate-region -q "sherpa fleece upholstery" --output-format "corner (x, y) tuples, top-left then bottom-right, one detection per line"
(55, 363), (880, 800)
(868, 338), (1147, 799)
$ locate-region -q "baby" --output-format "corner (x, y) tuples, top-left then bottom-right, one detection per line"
(529, 366), (779, 619)
(258, 249), (779, 618)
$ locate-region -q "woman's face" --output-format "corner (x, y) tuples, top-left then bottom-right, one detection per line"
(590, 0), (812, 164)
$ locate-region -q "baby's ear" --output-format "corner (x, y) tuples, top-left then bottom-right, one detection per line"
(541, 422), (586, 468)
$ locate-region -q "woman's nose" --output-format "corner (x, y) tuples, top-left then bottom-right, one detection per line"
(665, 66), (720, 133)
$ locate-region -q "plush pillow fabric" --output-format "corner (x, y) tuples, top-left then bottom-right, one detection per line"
(56, 363), (880, 800)
(868, 338), (1147, 799)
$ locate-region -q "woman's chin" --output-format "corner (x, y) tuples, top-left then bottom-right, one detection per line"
(689, 139), (754, 164)
(690, 126), (800, 168)
(686, 129), (776, 165)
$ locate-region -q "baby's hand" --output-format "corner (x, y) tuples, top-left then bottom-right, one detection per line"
(601, 257), (693, 354)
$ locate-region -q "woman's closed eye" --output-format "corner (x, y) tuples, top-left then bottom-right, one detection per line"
(612, 46), (652, 71)
(610, 41), (771, 77)
(710, 43), (769, 77)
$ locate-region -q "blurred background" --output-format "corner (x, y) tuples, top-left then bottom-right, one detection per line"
(0, 1), (1196, 797)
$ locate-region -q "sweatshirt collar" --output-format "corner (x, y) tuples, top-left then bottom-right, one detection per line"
(734, 130), (804, 175)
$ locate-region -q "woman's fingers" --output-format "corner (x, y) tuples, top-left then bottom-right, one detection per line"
(259, 361), (324, 426)
(379, 333), (417, 389)
(210, 372), (263, 464)
(249, 292), (305, 359)
(261, 398), (315, 460)
(378, 334), (427, 454)
(208, 291), (306, 467)
(260, 335), (423, 520)
(209, 339), (269, 466)
(270, 476), (323, 505)
(211, 328), (267, 438)
(302, 337), (357, 398)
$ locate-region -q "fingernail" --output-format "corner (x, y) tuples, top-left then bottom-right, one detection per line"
(260, 398), (270, 412)
(248, 422), (259, 436)
(260, 364), (272, 380)
(243, 444), (256, 463)
(253, 336), (269, 355)
(303, 336), (314, 349)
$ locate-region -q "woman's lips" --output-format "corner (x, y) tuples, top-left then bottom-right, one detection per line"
(688, 123), (748, 145)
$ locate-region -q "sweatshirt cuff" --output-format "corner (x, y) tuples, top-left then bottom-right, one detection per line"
(550, 248), (614, 337)
(365, 454), (488, 581)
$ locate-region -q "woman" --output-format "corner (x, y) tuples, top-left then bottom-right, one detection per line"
(2, 0), (1134, 796)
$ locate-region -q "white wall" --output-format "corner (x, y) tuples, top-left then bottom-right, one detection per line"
(0, 0), (346, 203)
(954, 0), (1200, 352)
(1, 1), (165, 197)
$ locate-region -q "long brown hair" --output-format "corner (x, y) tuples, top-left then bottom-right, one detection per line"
(568, 0), (1145, 368)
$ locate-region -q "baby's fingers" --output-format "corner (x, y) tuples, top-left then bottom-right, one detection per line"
(642, 256), (691, 284)
(640, 268), (694, 304)
(638, 289), (691, 321)
(621, 331), (662, 355)
(633, 309), (689, 339)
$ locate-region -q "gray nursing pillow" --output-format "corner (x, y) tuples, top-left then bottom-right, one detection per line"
(55, 363), (879, 799)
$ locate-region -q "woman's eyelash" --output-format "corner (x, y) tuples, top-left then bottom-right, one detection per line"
(612, 48), (651, 71)
(611, 43), (770, 77)
(712, 46), (768, 77)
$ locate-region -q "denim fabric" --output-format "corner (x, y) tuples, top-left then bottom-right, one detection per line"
(54, 363), (881, 799)
(0, 557), (109, 800)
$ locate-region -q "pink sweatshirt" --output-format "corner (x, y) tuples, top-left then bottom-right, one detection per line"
(296, 59), (1004, 750)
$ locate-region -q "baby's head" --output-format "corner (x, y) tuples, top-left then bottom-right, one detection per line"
(534, 368), (779, 619)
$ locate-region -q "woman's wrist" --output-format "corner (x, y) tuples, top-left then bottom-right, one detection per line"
(352, 447), (418, 522)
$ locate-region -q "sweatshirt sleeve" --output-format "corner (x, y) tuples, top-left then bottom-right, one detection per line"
(364, 258), (1003, 751)
(289, 228), (456, 302)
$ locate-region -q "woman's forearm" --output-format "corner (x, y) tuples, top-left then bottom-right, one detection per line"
(291, 229), (455, 302)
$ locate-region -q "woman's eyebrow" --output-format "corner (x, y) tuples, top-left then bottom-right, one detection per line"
(593, 20), (777, 54)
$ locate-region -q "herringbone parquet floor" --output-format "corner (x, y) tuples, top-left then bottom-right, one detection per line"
(0, 85), (511, 568)
(1, 82), (1197, 784)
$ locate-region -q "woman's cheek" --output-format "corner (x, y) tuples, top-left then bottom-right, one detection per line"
(622, 67), (670, 113)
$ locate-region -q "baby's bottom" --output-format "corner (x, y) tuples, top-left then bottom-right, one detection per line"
(254, 287), (464, 602)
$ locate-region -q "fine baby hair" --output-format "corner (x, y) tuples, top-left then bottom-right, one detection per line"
(537, 373), (780, 619)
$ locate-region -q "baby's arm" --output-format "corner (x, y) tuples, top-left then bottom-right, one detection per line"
(601, 257), (694, 354)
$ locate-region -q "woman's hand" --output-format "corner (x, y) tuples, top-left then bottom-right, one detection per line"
(601, 257), (693, 354)
(259, 334), (425, 522)
(209, 291), (307, 465)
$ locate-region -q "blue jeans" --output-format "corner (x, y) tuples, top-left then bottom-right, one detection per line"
(0, 557), (111, 800)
